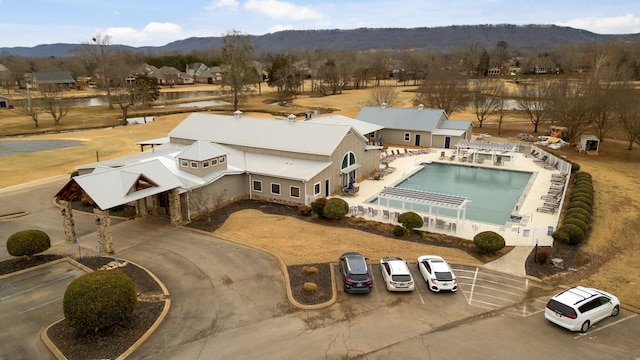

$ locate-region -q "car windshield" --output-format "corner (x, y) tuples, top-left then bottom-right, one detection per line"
(434, 272), (454, 281)
(350, 273), (369, 281)
(547, 299), (577, 317)
(392, 275), (412, 282)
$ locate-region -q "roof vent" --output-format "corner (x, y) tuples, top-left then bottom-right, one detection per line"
(288, 114), (296, 123)
(418, 104), (424, 110)
(234, 110), (243, 119)
(381, 102), (387, 109)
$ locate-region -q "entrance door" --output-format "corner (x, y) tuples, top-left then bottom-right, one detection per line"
(158, 192), (170, 216)
(415, 134), (421, 146)
(325, 179), (330, 197)
(444, 136), (451, 149)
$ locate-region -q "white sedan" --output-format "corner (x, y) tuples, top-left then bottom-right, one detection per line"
(417, 255), (458, 292)
(379, 257), (414, 292)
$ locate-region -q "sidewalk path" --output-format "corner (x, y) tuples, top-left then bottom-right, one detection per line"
(482, 246), (533, 277)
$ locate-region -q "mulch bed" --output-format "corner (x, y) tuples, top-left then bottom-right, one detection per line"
(287, 263), (333, 305)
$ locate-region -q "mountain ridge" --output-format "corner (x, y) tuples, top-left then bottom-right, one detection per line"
(2, 25), (638, 58)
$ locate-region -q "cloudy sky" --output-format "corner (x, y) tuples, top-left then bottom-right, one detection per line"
(1, 0), (638, 47)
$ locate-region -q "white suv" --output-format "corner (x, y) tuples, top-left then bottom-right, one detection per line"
(545, 286), (620, 333)
(380, 257), (414, 292)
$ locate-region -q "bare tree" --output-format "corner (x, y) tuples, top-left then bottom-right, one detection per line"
(73, 35), (119, 109)
(221, 30), (255, 111)
(548, 78), (591, 146)
(413, 71), (468, 116)
(611, 82), (640, 150)
(587, 81), (618, 143)
(39, 83), (69, 125)
(16, 98), (42, 127)
(516, 80), (552, 133)
(366, 86), (399, 107)
(469, 79), (505, 128)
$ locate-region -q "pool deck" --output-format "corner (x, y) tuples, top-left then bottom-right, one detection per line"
(340, 146), (565, 247)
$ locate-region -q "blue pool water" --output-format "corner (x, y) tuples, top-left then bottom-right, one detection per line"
(377, 162), (532, 225)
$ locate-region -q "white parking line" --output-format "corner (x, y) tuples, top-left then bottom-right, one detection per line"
(416, 287), (425, 305)
(573, 314), (638, 339)
(468, 267), (479, 305)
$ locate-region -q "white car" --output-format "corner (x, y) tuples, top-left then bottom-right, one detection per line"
(379, 257), (414, 292)
(417, 255), (458, 292)
(545, 286), (620, 333)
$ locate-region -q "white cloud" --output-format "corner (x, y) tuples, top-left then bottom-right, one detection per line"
(556, 14), (640, 34)
(105, 22), (183, 45)
(269, 24), (294, 33)
(244, 0), (323, 21)
(206, 0), (239, 11)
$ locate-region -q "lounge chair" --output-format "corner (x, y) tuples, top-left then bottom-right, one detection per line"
(534, 155), (548, 164)
(494, 156), (503, 166)
(357, 205), (366, 215)
(541, 194), (560, 201)
(439, 151), (446, 160)
(475, 157), (484, 164)
(423, 216), (431, 228)
(448, 153), (456, 161)
(382, 209), (390, 219)
(537, 205), (558, 214)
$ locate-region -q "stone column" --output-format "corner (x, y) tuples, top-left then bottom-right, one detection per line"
(168, 188), (182, 226)
(59, 200), (76, 243)
(147, 195), (158, 216)
(136, 198), (148, 218)
(93, 208), (114, 255)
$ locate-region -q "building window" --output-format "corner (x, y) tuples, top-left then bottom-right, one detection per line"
(290, 186), (300, 199)
(211, 158), (218, 165)
(271, 183), (281, 195)
(314, 182), (321, 196)
(190, 161), (198, 168)
(219, 156), (225, 163)
(253, 180), (262, 192)
(180, 160), (189, 167)
(404, 132), (411, 142)
(202, 161), (210, 168)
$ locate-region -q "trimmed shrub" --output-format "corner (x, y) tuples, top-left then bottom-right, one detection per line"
(392, 225), (405, 237)
(574, 171), (592, 180)
(322, 198), (350, 219)
(473, 231), (506, 254)
(63, 269), (137, 335)
(569, 161), (581, 173)
(571, 191), (593, 201)
(536, 247), (551, 265)
(552, 229), (570, 244)
(573, 179), (593, 188)
(6, 230), (51, 258)
(303, 282), (318, 292)
(298, 205), (313, 216)
(573, 184), (594, 193)
(310, 197), (327, 217)
(568, 200), (592, 212)
(563, 218), (589, 234)
(571, 196), (593, 207)
(397, 211), (424, 231)
(565, 207), (592, 219)
(558, 224), (585, 245)
(303, 266), (318, 275)
(565, 212), (590, 225)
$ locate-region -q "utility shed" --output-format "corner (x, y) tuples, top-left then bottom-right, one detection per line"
(579, 135), (600, 155)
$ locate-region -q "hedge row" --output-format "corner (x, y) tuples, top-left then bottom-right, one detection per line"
(552, 170), (594, 246)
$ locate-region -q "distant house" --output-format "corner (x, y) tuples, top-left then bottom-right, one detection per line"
(31, 71), (76, 89)
(355, 105), (473, 149)
(0, 95), (9, 108)
(186, 62), (208, 78)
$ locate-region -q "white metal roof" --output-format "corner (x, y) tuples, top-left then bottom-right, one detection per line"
(308, 115), (383, 138)
(178, 140), (227, 161)
(244, 152), (332, 181)
(169, 113), (366, 156)
(377, 187), (468, 210)
(432, 129), (466, 136)
(74, 159), (184, 210)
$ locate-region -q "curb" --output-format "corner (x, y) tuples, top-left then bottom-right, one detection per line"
(181, 225), (338, 310)
(38, 257), (171, 360)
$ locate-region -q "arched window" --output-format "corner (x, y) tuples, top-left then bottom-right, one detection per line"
(341, 152), (356, 170)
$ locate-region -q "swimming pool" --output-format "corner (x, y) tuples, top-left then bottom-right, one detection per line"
(376, 162), (532, 225)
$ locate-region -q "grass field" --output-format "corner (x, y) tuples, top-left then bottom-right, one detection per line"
(1, 81), (639, 309)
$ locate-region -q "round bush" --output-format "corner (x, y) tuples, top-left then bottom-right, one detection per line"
(63, 269), (137, 335)
(571, 191), (593, 201)
(552, 229), (570, 244)
(574, 171), (592, 180)
(563, 218), (589, 234)
(298, 205), (313, 216)
(565, 207), (592, 219)
(473, 231), (506, 254)
(565, 212), (590, 225)
(573, 179), (593, 188)
(392, 225), (405, 237)
(310, 197), (327, 217)
(6, 230), (51, 258)
(569, 162), (581, 173)
(568, 200), (592, 212)
(573, 184), (594, 194)
(557, 223), (585, 245)
(322, 197), (350, 219)
(397, 211), (423, 231)
(571, 196), (593, 207)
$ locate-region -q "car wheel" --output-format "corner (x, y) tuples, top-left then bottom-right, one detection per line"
(580, 320), (590, 333)
(611, 305), (620, 317)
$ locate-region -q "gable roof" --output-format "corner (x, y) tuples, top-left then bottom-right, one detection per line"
(308, 115), (384, 138)
(355, 106), (447, 132)
(69, 159), (183, 210)
(169, 113), (367, 157)
(33, 71), (76, 84)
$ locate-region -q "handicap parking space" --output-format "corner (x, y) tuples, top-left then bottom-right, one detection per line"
(0, 260), (86, 359)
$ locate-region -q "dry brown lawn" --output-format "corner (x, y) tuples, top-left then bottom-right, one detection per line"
(1, 82), (639, 309)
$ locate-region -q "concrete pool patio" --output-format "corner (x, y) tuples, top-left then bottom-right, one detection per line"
(340, 144), (568, 247)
